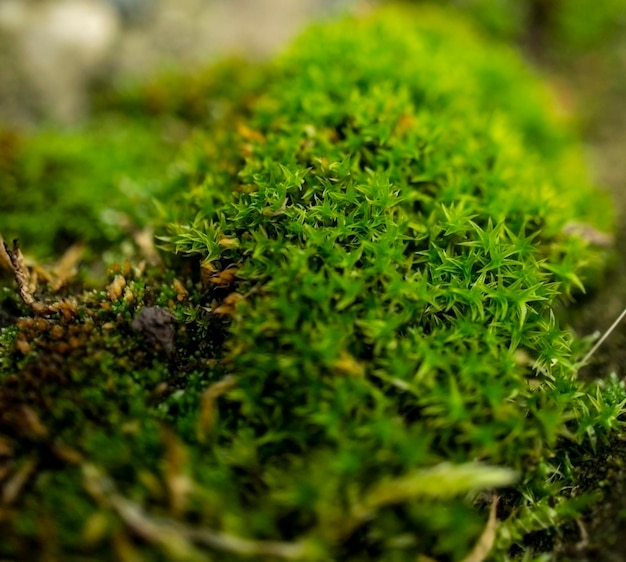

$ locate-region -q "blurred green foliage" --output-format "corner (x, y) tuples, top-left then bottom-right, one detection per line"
(0, 118), (176, 259)
(398, 0), (626, 51)
(0, 59), (265, 261)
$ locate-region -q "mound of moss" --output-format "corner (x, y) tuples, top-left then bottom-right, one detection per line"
(0, 5), (623, 561)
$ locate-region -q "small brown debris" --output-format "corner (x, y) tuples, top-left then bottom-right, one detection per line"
(33, 317), (49, 331)
(21, 406), (49, 439)
(203, 265), (238, 287)
(50, 243), (85, 291)
(197, 375), (237, 441)
(51, 443), (84, 465)
(107, 275), (127, 301)
(123, 288), (135, 304)
(2, 457), (37, 505)
(200, 261), (217, 284)
(55, 299), (79, 321)
(131, 307), (177, 356)
(16, 338), (31, 355)
(213, 292), (245, 315)
(2, 239), (79, 317)
(153, 382), (169, 397)
(172, 278), (188, 302)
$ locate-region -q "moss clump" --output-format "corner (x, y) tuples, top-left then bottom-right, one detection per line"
(0, 5), (623, 561)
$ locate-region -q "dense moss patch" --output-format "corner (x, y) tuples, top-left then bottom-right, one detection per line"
(0, 6), (623, 561)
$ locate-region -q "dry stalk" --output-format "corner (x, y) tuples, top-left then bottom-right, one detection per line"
(197, 375), (237, 441)
(0, 237), (12, 271)
(2, 457), (38, 506)
(2, 239), (77, 317)
(460, 495), (500, 562)
(2, 239), (36, 309)
(82, 464), (310, 560)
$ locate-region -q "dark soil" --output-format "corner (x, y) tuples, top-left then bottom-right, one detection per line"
(562, 437), (626, 561)
(544, 39), (626, 561)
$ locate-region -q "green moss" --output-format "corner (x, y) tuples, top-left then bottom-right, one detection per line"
(161, 5), (619, 557)
(0, 119), (172, 259)
(0, 5), (622, 562)
(398, 0), (626, 51)
(0, 56), (268, 262)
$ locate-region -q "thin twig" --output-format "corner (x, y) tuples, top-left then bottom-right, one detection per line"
(0, 236), (12, 271)
(2, 239), (77, 317)
(580, 307), (626, 367)
(2, 457), (37, 505)
(197, 375), (237, 441)
(2, 239), (36, 309)
(574, 518), (590, 552)
(460, 495), (499, 562)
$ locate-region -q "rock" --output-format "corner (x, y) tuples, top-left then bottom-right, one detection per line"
(0, 0), (120, 124)
(0, 0), (348, 125)
(130, 306), (177, 356)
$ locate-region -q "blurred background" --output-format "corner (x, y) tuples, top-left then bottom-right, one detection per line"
(0, 0), (353, 125)
(1, 0), (625, 126)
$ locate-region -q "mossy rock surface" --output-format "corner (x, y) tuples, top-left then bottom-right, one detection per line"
(0, 6), (623, 561)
